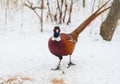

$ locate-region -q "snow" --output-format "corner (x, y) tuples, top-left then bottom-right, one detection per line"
(0, 0), (120, 84)
(0, 33), (120, 84)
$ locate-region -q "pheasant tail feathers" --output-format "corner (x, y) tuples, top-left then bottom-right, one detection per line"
(69, 0), (111, 42)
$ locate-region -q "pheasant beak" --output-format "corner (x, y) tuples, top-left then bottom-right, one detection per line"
(54, 26), (60, 33)
(56, 29), (59, 33)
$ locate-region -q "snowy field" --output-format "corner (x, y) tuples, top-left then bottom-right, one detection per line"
(0, 0), (120, 84)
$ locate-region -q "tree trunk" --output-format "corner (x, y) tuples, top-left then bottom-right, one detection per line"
(100, 0), (120, 41)
(83, 0), (85, 8)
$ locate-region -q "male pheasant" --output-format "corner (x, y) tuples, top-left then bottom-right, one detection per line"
(48, 1), (111, 70)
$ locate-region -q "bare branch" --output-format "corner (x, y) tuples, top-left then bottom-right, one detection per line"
(47, 0), (53, 21)
(25, 0), (45, 32)
(25, 1), (41, 10)
(67, 0), (73, 25)
(24, 0), (41, 20)
(63, 0), (67, 23)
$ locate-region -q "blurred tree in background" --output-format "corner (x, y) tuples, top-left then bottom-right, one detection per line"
(100, 0), (120, 41)
(1, 0), (120, 41)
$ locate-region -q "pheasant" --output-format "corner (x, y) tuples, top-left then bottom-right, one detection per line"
(48, 1), (111, 70)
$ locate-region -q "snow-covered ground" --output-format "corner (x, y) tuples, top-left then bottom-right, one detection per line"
(0, 29), (120, 84)
(0, 0), (120, 84)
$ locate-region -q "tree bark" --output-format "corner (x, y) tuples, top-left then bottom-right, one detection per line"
(100, 0), (120, 41)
